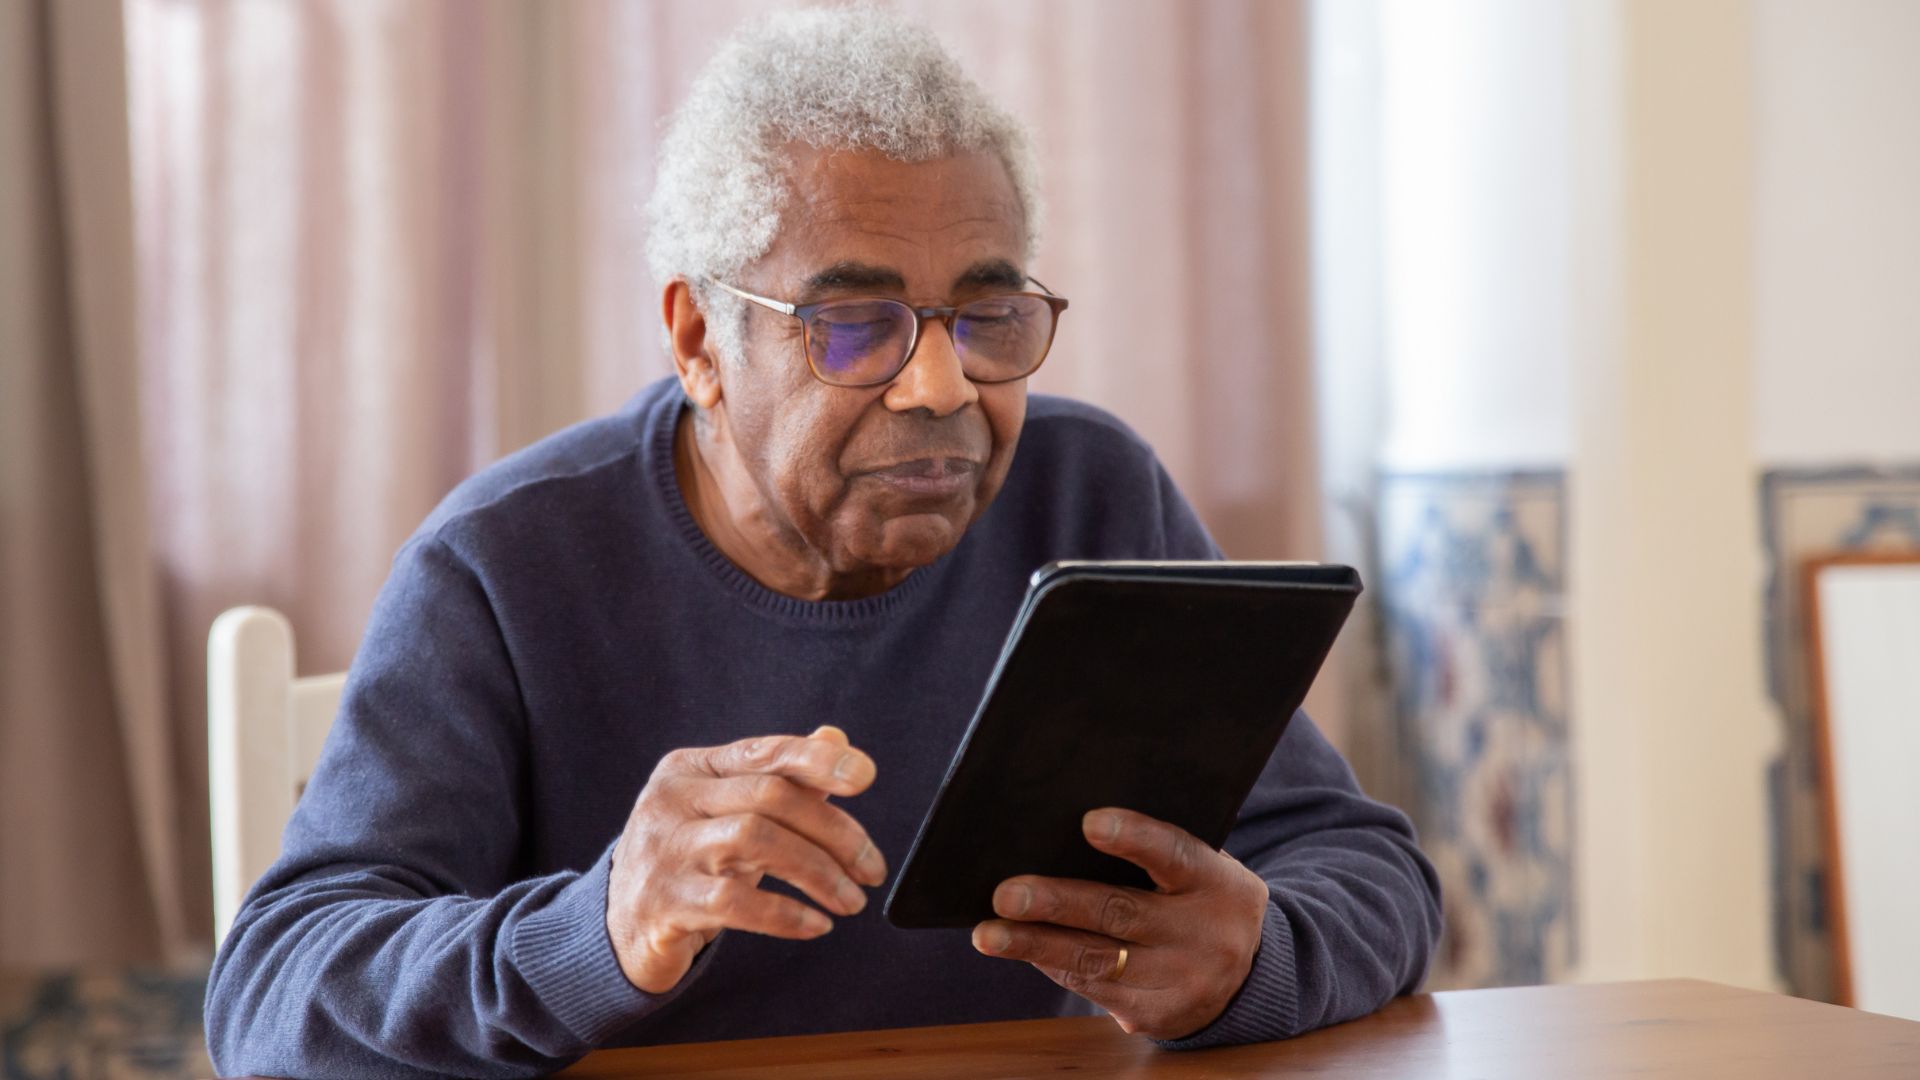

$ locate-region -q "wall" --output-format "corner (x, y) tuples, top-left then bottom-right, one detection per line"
(1748, 0), (1920, 1000)
(1375, 0), (1575, 472)
(1313, 0), (1586, 990)
(1312, 0), (1839, 994)
(1571, 0), (1776, 991)
(1752, 0), (1920, 467)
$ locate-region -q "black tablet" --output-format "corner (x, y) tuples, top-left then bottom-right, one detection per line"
(883, 560), (1362, 929)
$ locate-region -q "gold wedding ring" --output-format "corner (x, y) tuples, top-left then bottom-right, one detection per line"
(1109, 947), (1129, 981)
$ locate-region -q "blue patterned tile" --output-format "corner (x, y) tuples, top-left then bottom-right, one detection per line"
(1376, 470), (1572, 990)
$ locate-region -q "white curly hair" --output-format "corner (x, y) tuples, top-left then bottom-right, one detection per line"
(644, 4), (1044, 361)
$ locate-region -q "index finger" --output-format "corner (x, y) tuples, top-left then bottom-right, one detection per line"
(674, 733), (877, 797)
(1081, 807), (1215, 893)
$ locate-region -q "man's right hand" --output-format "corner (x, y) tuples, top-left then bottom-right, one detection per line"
(605, 724), (885, 993)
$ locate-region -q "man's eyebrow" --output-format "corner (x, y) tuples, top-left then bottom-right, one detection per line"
(798, 259), (1030, 299)
(800, 261), (907, 296)
(953, 260), (1027, 292)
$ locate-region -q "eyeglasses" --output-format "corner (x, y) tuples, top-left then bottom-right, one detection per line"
(706, 276), (1069, 388)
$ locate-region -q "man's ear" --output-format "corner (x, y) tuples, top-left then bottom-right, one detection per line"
(663, 279), (723, 410)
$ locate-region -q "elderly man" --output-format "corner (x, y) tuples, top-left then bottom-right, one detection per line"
(206, 9), (1440, 1078)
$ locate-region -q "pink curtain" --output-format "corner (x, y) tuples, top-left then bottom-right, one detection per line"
(3, 0), (1318, 966)
(2, 0), (180, 968)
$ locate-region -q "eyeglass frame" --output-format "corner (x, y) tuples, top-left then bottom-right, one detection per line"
(704, 275), (1070, 388)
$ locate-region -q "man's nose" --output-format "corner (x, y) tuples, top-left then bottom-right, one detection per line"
(882, 316), (978, 417)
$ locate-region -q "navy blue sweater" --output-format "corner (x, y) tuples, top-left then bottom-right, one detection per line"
(206, 378), (1441, 1078)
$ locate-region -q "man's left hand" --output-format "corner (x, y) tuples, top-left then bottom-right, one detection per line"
(971, 807), (1270, 1040)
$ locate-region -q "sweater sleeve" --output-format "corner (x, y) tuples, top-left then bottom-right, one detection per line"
(204, 537), (716, 1079)
(1152, 712), (1442, 1049)
(1147, 459), (1444, 1049)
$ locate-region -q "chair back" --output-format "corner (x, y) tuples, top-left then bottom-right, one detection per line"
(208, 606), (345, 945)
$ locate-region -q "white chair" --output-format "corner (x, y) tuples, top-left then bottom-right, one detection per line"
(207, 606), (346, 946)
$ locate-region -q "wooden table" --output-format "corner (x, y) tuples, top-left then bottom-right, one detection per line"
(557, 978), (1920, 1078)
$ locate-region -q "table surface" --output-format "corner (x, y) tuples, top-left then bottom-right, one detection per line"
(555, 978), (1920, 1079)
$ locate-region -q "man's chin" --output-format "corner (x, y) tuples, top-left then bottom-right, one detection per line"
(844, 509), (969, 572)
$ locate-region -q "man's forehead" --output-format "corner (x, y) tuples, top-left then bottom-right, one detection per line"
(784, 147), (1019, 223)
(765, 148), (1028, 296)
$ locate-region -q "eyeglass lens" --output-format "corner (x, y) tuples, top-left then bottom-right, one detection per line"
(806, 295), (1055, 386)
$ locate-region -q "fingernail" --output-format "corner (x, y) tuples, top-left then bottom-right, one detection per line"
(833, 751), (868, 782)
(836, 877), (866, 914)
(803, 909), (833, 936)
(974, 925), (1011, 954)
(1087, 812), (1121, 842)
(857, 840), (886, 882)
(1012, 883), (1032, 917)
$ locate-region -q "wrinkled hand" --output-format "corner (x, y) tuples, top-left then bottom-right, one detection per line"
(607, 725), (886, 993)
(971, 807), (1269, 1040)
